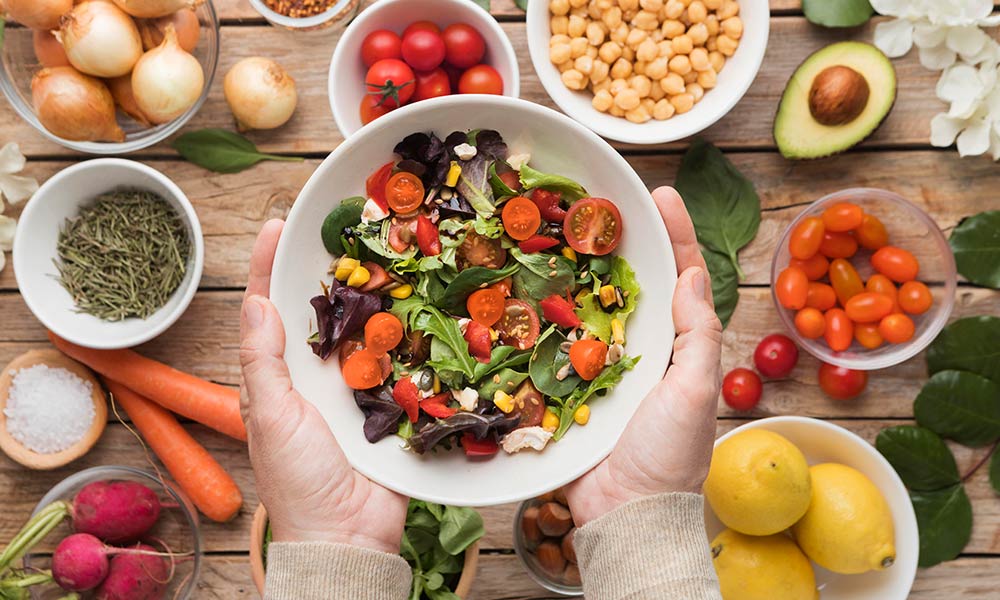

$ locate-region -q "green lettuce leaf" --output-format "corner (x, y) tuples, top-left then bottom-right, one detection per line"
(511, 248), (576, 308)
(519, 164), (588, 202)
(574, 256), (640, 343)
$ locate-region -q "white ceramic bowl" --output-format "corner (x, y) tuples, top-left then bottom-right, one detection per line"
(248, 0), (361, 31)
(13, 159), (203, 350)
(526, 0), (770, 144)
(270, 95), (676, 506)
(329, 0), (521, 139)
(705, 417), (918, 600)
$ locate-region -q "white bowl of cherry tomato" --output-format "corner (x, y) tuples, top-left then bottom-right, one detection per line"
(771, 188), (957, 371)
(328, 0), (520, 138)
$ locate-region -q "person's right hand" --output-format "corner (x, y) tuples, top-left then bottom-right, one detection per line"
(567, 186), (723, 526)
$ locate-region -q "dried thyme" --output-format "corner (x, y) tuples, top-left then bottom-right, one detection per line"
(56, 190), (191, 321)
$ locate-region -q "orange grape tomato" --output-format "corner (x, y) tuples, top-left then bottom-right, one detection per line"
(824, 308), (854, 352)
(341, 349), (386, 390)
(871, 246), (920, 283)
(364, 312), (404, 354)
(806, 282), (837, 311)
(844, 292), (895, 323)
(385, 171), (426, 213)
(829, 259), (864, 306)
(898, 281), (933, 315)
(776, 266), (809, 310)
(790, 254), (830, 281)
(819, 231), (859, 259)
(788, 216), (825, 260)
(822, 202), (864, 232)
(794, 308), (826, 339)
(865, 273), (899, 312)
(501, 196), (542, 241)
(856, 213), (889, 250)
(466, 288), (505, 327)
(569, 339), (609, 381)
(879, 313), (916, 344)
(854, 323), (884, 349)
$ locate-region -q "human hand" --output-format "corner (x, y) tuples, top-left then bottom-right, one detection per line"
(566, 187), (723, 526)
(240, 219), (408, 554)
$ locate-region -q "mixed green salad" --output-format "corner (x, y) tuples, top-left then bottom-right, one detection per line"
(309, 128), (640, 458)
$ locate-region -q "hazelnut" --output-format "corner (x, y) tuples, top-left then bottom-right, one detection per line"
(564, 563), (582, 586)
(535, 541), (567, 576)
(537, 502), (573, 537)
(562, 528), (577, 563)
(808, 65), (870, 127)
(521, 506), (543, 546)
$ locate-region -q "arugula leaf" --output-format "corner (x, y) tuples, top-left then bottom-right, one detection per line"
(803, 0), (874, 28)
(396, 301), (478, 381)
(511, 248), (576, 307)
(990, 450), (1000, 495)
(911, 484), (973, 568)
(471, 346), (532, 382)
(519, 164), (588, 202)
(438, 506), (485, 555)
(875, 426), (961, 491)
(703, 248), (739, 328)
(171, 129), (304, 174)
(321, 197), (365, 255)
(456, 154), (496, 217)
(530, 327), (582, 397)
(436, 263), (519, 313)
(554, 356), (640, 440)
(574, 256), (640, 342)
(927, 316), (1000, 384)
(914, 370), (1000, 447)
(949, 211), (1000, 289)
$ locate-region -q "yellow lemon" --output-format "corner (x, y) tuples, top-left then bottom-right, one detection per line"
(711, 528), (819, 600)
(791, 463), (896, 574)
(704, 429), (812, 535)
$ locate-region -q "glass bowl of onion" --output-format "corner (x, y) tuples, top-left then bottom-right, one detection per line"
(0, 0), (220, 154)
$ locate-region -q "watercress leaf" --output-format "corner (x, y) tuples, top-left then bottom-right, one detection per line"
(703, 248), (738, 328)
(573, 256), (640, 342)
(910, 484), (972, 568)
(425, 572), (445, 591)
(803, 0), (874, 28)
(990, 449), (1000, 495)
(530, 327), (582, 397)
(511, 248), (576, 308)
(875, 426), (960, 491)
(406, 527), (439, 558)
(439, 506), (485, 555)
(554, 355), (640, 440)
(436, 263), (520, 313)
(674, 138), (760, 278)
(914, 370), (1000, 447)
(321, 197), (366, 255)
(426, 589), (462, 600)
(478, 368), (529, 401)
(406, 507), (440, 532)
(949, 211), (1000, 289)
(431, 552), (464, 575)
(425, 502), (445, 521)
(519, 164), (588, 202)
(926, 316), (1000, 384)
(171, 128), (304, 174)
(409, 577), (424, 600)
(456, 154), (496, 217)
(400, 530), (419, 562)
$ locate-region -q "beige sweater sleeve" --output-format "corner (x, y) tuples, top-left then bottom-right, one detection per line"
(264, 542), (412, 600)
(575, 492), (722, 600)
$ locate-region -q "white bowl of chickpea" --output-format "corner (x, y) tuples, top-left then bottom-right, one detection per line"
(527, 0), (769, 144)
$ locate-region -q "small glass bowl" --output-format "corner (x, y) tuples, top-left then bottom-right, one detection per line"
(248, 0), (361, 31)
(512, 498), (582, 597)
(0, 3), (220, 154)
(770, 188), (957, 371)
(23, 466), (202, 599)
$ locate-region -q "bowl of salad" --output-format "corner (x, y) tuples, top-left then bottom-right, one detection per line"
(269, 95), (676, 506)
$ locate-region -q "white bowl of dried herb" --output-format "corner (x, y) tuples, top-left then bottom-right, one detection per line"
(12, 159), (203, 350)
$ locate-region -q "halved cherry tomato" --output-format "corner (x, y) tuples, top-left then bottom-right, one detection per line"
(499, 170), (522, 193)
(879, 313), (915, 344)
(517, 235), (559, 253)
(360, 261), (392, 292)
(463, 320), (493, 363)
(457, 231), (506, 270)
(790, 254), (829, 281)
(794, 308), (826, 339)
(366, 161), (395, 211)
(365, 312), (404, 353)
(898, 281), (933, 315)
(872, 246), (920, 283)
(854, 323), (884, 349)
(388, 216), (417, 253)
(360, 95), (394, 126)
(340, 340), (392, 380)
(416, 215), (442, 256)
(540, 294), (582, 328)
(845, 292), (894, 323)
(829, 258), (864, 306)
(496, 299), (540, 350)
(819, 231), (859, 259)
(341, 349), (385, 390)
(564, 198), (623, 256)
(818, 362), (867, 400)
(856, 213), (889, 250)
(822, 202), (864, 232)
(385, 172), (425, 213)
(392, 376), (421, 423)
(511, 380), (545, 428)
(502, 196), (542, 241)
(490, 277), (513, 297)
(531, 189), (566, 222)
(806, 282), (837, 311)
(776, 266), (809, 310)
(421, 393), (457, 419)
(467, 288), (505, 327)
(865, 274), (900, 313)
(789, 216), (825, 260)
(569, 339), (608, 381)
(824, 308), (854, 352)
(461, 432), (498, 457)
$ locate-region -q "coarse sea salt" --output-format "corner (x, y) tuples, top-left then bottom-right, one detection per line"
(5, 365), (95, 454)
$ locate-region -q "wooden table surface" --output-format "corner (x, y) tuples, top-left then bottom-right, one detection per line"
(3, 0), (1000, 597)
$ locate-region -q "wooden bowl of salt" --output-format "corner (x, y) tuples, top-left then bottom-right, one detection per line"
(0, 349), (107, 470)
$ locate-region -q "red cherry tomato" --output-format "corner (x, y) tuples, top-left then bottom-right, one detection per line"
(490, 277), (512, 297)
(403, 21), (441, 37)
(856, 213), (889, 250)
(563, 197), (623, 256)
(457, 231), (507, 270)
(401, 29), (446, 72)
(722, 368), (762, 411)
(829, 258), (864, 306)
(845, 292), (895, 323)
(795, 308), (826, 339)
(416, 215), (442, 256)
(789, 254), (829, 281)
(463, 320), (493, 363)
(822, 202), (864, 232)
(569, 339), (608, 381)
(531, 188), (567, 222)
(824, 308), (854, 352)
(365, 58), (416, 108)
(366, 161), (394, 211)
(339, 340), (392, 381)
(753, 334), (799, 378)
(872, 246), (920, 283)
(819, 231), (859, 259)
(806, 282), (837, 311)
(392, 377), (421, 423)
(517, 234), (560, 254)
(341, 349), (385, 390)
(385, 171), (425, 213)
(540, 294), (582, 328)
(359, 95), (394, 126)
(775, 266), (809, 310)
(898, 281), (933, 315)
(501, 196), (542, 241)
(364, 312), (404, 354)
(818, 362), (867, 400)
(421, 393), (457, 419)
(865, 274), (900, 313)
(788, 216), (825, 260)
(467, 288), (505, 327)
(361, 29), (402, 68)
(412, 67), (452, 102)
(442, 23), (486, 69)
(458, 64), (504, 95)
(461, 432), (498, 457)
(879, 313), (915, 344)
(496, 299), (540, 350)
(854, 323), (884, 349)
(388, 216), (417, 253)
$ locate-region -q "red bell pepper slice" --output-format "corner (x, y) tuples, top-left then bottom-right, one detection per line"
(421, 393), (457, 419)
(461, 432), (499, 457)
(366, 161), (394, 212)
(531, 189), (567, 223)
(463, 320), (493, 363)
(518, 235), (560, 254)
(392, 376), (420, 423)
(540, 294), (582, 328)
(416, 215), (442, 256)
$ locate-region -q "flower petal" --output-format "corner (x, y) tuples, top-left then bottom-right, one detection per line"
(957, 117), (992, 156)
(919, 43), (958, 70)
(937, 63), (984, 101)
(990, 130), (1000, 161)
(874, 19), (915, 58)
(870, 0), (909, 17)
(0, 215), (15, 252)
(0, 174), (39, 206)
(0, 250), (5, 274)
(930, 113), (965, 146)
(913, 22), (948, 48)
(946, 26), (989, 58)
(0, 143), (26, 176)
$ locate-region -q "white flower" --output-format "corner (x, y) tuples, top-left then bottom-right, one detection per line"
(0, 143), (38, 211)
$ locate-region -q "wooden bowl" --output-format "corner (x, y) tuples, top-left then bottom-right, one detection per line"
(248, 504), (480, 597)
(0, 349), (107, 469)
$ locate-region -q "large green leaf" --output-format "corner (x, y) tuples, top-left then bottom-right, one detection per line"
(910, 484), (973, 568)
(703, 248), (738, 328)
(875, 426), (960, 491)
(803, 0), (874, 27)
(927, 316), (1000, 384)
(438, 506), (484, 555)
(950, 211), (1000, 289)
(990, 449), (1000, 495)
(172, 129), (303, 173)
(914, 370), (1000, 447)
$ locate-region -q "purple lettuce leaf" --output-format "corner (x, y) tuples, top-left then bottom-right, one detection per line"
(354, 386), (404, 443)
(309, 279), (382, 360)
(408, 412), (520, 455)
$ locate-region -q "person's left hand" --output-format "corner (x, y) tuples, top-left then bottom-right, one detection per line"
(240, 219), (408, 554)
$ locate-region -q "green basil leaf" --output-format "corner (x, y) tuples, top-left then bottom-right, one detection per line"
(990, 449), (1000, 495)
(530, 327), (582, 397)
(519, 164), (588, 202)
(875, 426), (960, 491)
(950, 211), (1000, 289)
(914, 370), (1000, 447)
(674, 138), (760, 278)
(321, 197), (365, 255)
(803, 0), (873, 27)
(435, 263), (519, 313)
(703, 248), (738, 329)
(171, 128), (304, 174)
(910, 484), (972, 568)
(438, 506), (485, 555)
(927, 316), (1000, 384)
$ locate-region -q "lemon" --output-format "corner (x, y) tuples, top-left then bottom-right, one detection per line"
(704, 429), (812, 536)
(791, 463), (896, 574)
(711, 528), (819, 600)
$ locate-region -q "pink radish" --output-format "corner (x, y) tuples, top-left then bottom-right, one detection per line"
(72, 481), (162, 544)
(51, 533), (110, 591)
(95, 543), (169, 600)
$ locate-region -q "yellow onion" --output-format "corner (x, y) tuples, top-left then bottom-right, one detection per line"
(111, 0), (194, 18)
(131, 25), (204, 124)
(224, 57), (298, 131)
(5, 0), (73, 30)
(33, 30), (70, 68)
(32, 67), (125, 142)
(107, 75), (151, 126)
(137, 8), (200, 52)
(59, 1), (143, 78)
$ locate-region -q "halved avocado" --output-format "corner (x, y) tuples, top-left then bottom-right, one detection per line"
(774, 42), (896, 160)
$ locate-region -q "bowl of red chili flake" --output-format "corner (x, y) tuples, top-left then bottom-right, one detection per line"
(249, 0), (361, 31)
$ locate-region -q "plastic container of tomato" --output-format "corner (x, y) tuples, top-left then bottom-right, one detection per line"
(770, 188), (957, 370)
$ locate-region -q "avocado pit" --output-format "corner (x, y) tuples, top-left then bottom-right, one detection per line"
(808, 65), (870, 127)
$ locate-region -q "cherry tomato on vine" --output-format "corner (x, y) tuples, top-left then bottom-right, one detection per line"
(403, 21), (441, 37)
(564, 197), (623, 256)
(822, 202), (864, 232)
(819, 231), (858, 259)
(753, 334), (799, 378)
(401, 29), (446, 72)
(865, 274), (899, 313)
(824, 308), (854, 352)
(442, 23), (486, 69)
(501, 196), (542, 241)
(818, 362), (867, 400)
(722, 368), (763, 411)
(871, 246), (920, 283)
(806, 282), (837, 311)
(788, 216), (825, 260)
(458, 64), (504, 95)
(844, 292), (894, 323)
(879, 313), (915, 344)
(569, 340), (609, 381)
(385, 171), (425, 213)
(855, 213), (889, 250)
(829, 258), (864, 306)
(361, 29), (403, 68)
(854, 323), (884, 349)
(789, 254), (829, 281)
(467, 288), (505, 327)
(794, 308), (826, 339)
(776, 266), (809, 310)
(412, 68), (452, 102)
(359, 95), (393, 125)
(496, 299), (540, 350)
(364, 313), (404, 354)
(898, 281), (933, 315)
(365, 58), (415, 108)
(341, 349), (385, 390)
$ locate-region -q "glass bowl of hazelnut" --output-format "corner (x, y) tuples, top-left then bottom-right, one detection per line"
(512, 488), (582, 596)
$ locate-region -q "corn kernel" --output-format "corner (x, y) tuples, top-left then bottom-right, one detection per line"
(334, 257), (360, 281)
(611, 318), (626, 345)
(389, 284), (413, 299)
(433, 374), (441, 394)
(542, 408), (560, 432)
(599, 285), (618, 308)
(561, 247), (578, 262)
(446, 161), (462, 187)
(494, 390), (515, 413)
(489, 327), (500, 342)
(346, 266), (370, 288)
(574, 405), (591, 425)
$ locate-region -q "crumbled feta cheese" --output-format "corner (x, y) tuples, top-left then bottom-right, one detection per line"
(501, 427), (553, 454)
(507, 153), (531, 171)
(457, 318), (471, 335)
(453, 143), (477, 161)
(452, 387), (479, 412)
(361, 198), (389, 224)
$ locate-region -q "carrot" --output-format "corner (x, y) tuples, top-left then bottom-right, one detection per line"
(48, 332), (246, 442)
(104, 379), (243, 523)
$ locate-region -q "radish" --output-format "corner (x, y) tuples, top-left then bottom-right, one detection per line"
(95, 543), (169, 600)
(51, 533), (110, 591)
(72, 480), (162, 544)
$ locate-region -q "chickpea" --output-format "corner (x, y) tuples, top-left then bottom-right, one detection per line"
(705, 14), (719, 36)
(641, 97), (656, 112)
(596, 0), (614, 9)
(619, 0), (639, 11)
(646, 56), (669, 79)
(625, 104), (652, 123)
(633, 10), (660, 30)
(592, 89), (614, 112)
(683, 70), (698, 84)
(591, 59), (610, 83)
(622, 45), (636, 61)
(561, 69), (587, 90)
(571, 6), (588, 16)
(651, 30), (664, 42)
(718, 0), (739, 19)
(587, 46), (599, 58)
(722, 16), (743, 39)
(672, 34), (693, 55)
(568, 15), (587, 37)
(626, 28), (648, 48)
(688, 23), (709, 46)
(687, 0), (707, 23)
(661, 19), (686, 39)
(569, 0), (588, 7)
(660, 72), (685, 94)
(551, 16), (570, 35)
(664, 0), (685, 19)
(622, 8), (638, 21)
(689, 47), (710, 71)
(568, 36), (588, 57)
(706, 37), (718, 52)
(609, 104), (626, 117)
(631, 74), (653, 97)
(603, 7), (623, 28)
(709, 50), (725, 72)
(640, 0), (664, 11)
(588, 1), (603, 19)
(657, 40), (675, 58)
(686, 82), (705, 101)
(668, 54), (692, 75)
(704, 0), (722, 8)
(586, 22), (606, 46)
(558, 60), (574, 73)
(593, 78), (612, 93)
(650, 81), (666, 100)
(670, 92), (695, 114)
(551, 34), (572, 46)
(550, 0), (571, 15)
(550, 43), (572, 65)
(610, 77), (629, 95)
(697, 67), (717, 89)
(573, 55), (593, 75)
(611, 57), (634, 79)
(610, 23), (630, 43)
(634, 61), (646, 75)
(599, 41), (623, 64)
(637, 37), (659, 62)
(615, 88), (641, 110)
(653, 98), (676, 120)
(717, 34), (738, 56)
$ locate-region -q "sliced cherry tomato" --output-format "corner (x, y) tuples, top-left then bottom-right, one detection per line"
(502, 196), (542, 241)
(865, 274), (900, 313)
(496, 299), (540, 350)
(461, 432), (498, 457)
(360, 95), (394, 126)
(361, 29), (402, 68)
(457, 231), (506, 270)
(388, 216), (418, 253)
(392, 376), (421, 423)
(341, 349), (385, 390)
(794, 308), (826, 339)
(365, 58), (415, 108)
(340, 340), (391, 380)
(824, 308), (854, 352)
(819, 231), (859, 259)
(856, 213), (889, 250)
(872, 246), (920, 283)
(790, 254), (829, 281)
(416, 215), (442, 256)
(511, 380), (545, 428)
(360, 261), (392, 293)
(898, 281), (933, 315)
(818, 362), (867, 400)
(412, 68), (451, 102)
(366, 162), (395, 212)
(879, 313), (915, 344)
(467, 288), (505, 327)
(540, 294), (582, 328)
(776, 266), (809, 310)
(806, 282), (837, 311)
(463, 320), (493, 363)
(722, 368), (762, 411)
(822, 202), (864, 232)
(490, 277), (513, 297)
(403, 21), (441, 37)
(364, 312), (404, 354)
(854, 323), (884, 349)
(458, 64), (503, 95)
(564, 197), (622, 256)
(518, 234), (559, 253)
(385, 171), (425, 213)
(569, 340), (608, 381)
(753, 334), (799, 378)
(442, 23), (486, 69)
(531, 189), (567, 223)
(845, 292), (895, 324)
(829, 258), (864, 306)
(401, 29), (446, 72)
(499, 170), (522, 193)
(788, 216), (825, 260)
(421, 393), (457, 419)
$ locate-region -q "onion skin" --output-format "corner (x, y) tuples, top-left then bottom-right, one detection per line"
(131, 25), (204, 124)
(31, 67), (125, 142)
(33, 30), (71, 68)
(137, 8), (200, 52)
(6, 0), (73, 30)
(107, 75), (152, 126)
(60, 1), (143, 78)
(224, 57), (298, 131)
(111, 0), (194, 18)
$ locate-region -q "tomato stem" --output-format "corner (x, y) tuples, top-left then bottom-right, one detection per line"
(367, 79), (414, 108)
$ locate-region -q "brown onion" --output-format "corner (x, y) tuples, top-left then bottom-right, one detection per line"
(32, 67), (125, 142)
(111, 0), (194, 18)
(137, 8), (199, 52)
(60, 1), (143, 78)
(33, 30), (71, 68)
(5, 0), (73, 30)
(131, 25), (204, 124)
(224, 57), (297, 131)
(107, 75), (152, 126)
